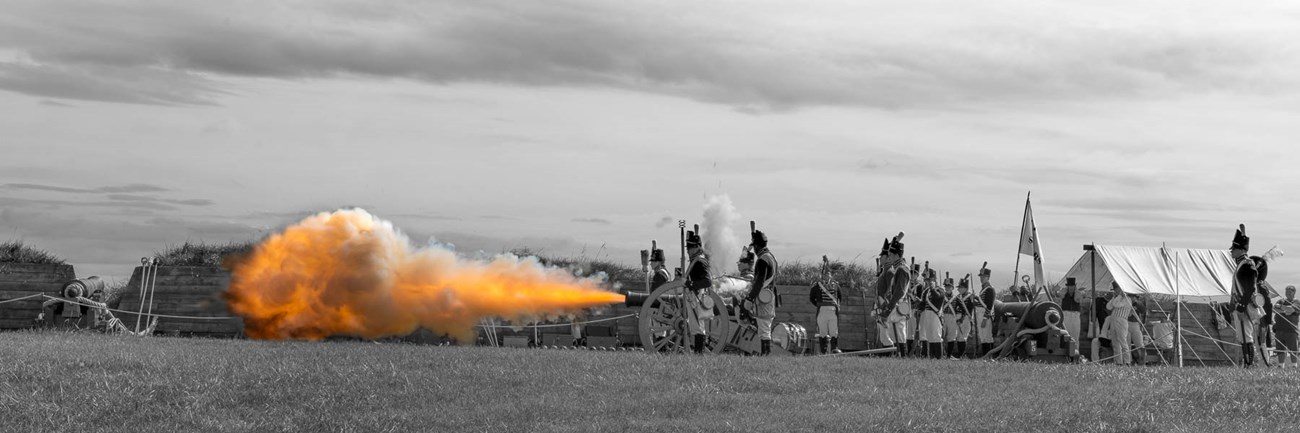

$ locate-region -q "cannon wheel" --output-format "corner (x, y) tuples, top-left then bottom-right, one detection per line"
(637, 281), (732, 355)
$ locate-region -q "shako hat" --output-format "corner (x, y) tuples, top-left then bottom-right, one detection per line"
(686, 230), (702, 249)
(1232, 224), (1250, 251)
(650, 249), (666, 262)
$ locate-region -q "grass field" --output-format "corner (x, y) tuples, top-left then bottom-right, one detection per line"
(2, 330), (1297, 433)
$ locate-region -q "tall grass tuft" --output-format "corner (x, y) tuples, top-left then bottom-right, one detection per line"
(0, 240), (66, 264)
(153, 241), (256, 267)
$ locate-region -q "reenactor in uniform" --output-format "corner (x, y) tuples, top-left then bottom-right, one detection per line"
(1275, 286), (1299, 368)
(809, 256), (842, 354)
(1229, 224), (1259, 367)
(946, 275), (975, 359)
(1252, 256), (1276, 367)
(976, 264), (997, 356)
(875, 234), (911, 356)
(745, 226), (779, 356)
(1059, 277), (1084, 348)
(919, 267), (945, 359)
(684, 230), (714, 354)
(649, 248), (672, 290)
(906, 262), (923, 356)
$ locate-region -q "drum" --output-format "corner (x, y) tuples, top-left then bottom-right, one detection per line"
(772, 322), (808, 353)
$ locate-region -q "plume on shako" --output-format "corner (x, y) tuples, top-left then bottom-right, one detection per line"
(223, 209), (624, 341)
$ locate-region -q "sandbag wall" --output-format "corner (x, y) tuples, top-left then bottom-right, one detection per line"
(0, 263), (76, 329)
(115, 266), (243, 337)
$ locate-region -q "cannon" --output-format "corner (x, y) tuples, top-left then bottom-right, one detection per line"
(984, 300), (1080, 362)
(625, 276), (806, 355)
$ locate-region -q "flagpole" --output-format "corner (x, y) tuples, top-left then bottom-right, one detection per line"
(1013, 192), (1028, 294)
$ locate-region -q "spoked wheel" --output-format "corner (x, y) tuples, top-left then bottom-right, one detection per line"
(637, 281), (732, 354)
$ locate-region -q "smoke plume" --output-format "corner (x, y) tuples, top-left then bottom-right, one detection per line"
(223, 209), (624, 341)
(701, 194), (742, 275)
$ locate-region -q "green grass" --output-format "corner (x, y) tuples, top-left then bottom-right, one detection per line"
(0, 240), (65, 264)
(3, 330), (1295, 432)
(153, 241), (256, 267)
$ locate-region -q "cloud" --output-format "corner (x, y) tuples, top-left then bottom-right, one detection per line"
(571, 217), (612, 225)
(2, 1), (1296, 108)
(105, 194), (213, 206)
(654, 216), (674, 228)
(3, 183), (168, 194)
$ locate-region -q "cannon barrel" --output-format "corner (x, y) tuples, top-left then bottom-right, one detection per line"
(625, 291), (651, 307)
(995, 301), (1063, 329)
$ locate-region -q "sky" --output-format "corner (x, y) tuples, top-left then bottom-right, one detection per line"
(3, 0), (1300, 289)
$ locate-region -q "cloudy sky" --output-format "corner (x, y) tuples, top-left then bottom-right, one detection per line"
(3, 0), (1299, 288)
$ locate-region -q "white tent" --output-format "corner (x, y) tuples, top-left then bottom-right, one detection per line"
(1055, 245), (1237, 303)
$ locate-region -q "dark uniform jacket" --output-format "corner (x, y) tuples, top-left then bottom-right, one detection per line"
(1232, 256), (1258, 313)
(1061, 288), (1081, 312)
(748, 249), (778, 301)
(979, 283), (996, 316)
(923, 285), (946, 313)
(686, 255), (711, 292)
(950, 292), (974, 318)
(810, 280), (841, 308)
(651, 268), (672, 289)
(875, 261), (911, 316)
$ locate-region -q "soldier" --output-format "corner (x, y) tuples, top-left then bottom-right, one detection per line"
(809, 256), (842, 354)
(976, 264), (996, 356)
(745, 226), (779, 356)
(907, 262), (923, 356)
(1106, 282), (1134, 365)
(1252, 256), (1276, 367)
(1274, 285), (1299, 368)
(875, 233), (911, 356)
(919, 268), (945, 359)
(1059, 278), (1084, 348)
(684, 229), (714, 354)
(649, 248), (672, 290)
(1229, 224), (1259, 367)
(947, 275), (975, 359)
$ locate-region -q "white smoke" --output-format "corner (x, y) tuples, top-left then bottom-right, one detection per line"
(701, 194), (743, 275)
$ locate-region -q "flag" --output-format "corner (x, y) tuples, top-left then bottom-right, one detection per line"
(1018, 193), (1046, 288)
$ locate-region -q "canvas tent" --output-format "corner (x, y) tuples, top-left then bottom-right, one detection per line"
(1056, 245), (1241, 303)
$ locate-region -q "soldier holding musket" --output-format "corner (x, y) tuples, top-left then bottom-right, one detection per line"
(947, 274), (975, 359)
(810, 255), (843, 354)
(976, 263), (996, 356)
(919, 265), (945, 359)
(1230, 224), (1260, 367)
(875, 233), (911, 356)
(745, 222), (779, 356)
(684, 228), (713, 354)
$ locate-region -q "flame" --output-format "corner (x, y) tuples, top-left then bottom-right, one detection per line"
(223, 209), (624, 341)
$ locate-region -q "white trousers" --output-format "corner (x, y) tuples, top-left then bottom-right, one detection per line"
(943, 314), (969, 343)
(1106, 316), (1131, 365)
(757, 317), (773, 340)
(974, 307), (993, 342)
(1063, 311), (1081, 340)
(816, 306), (838, 337)
(919, 310), (942, 342)
(881, 308), (910, 346)
(1234, 311), (1256, 344)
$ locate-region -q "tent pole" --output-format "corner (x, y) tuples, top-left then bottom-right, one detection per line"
(1173, 245), (1183, 368)
(1089, 244), (1097, 362)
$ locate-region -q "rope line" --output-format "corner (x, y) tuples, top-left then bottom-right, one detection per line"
(475, 313), (639, 329)
(0, 293), (45, 305)
(39, 295), (236, 321)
